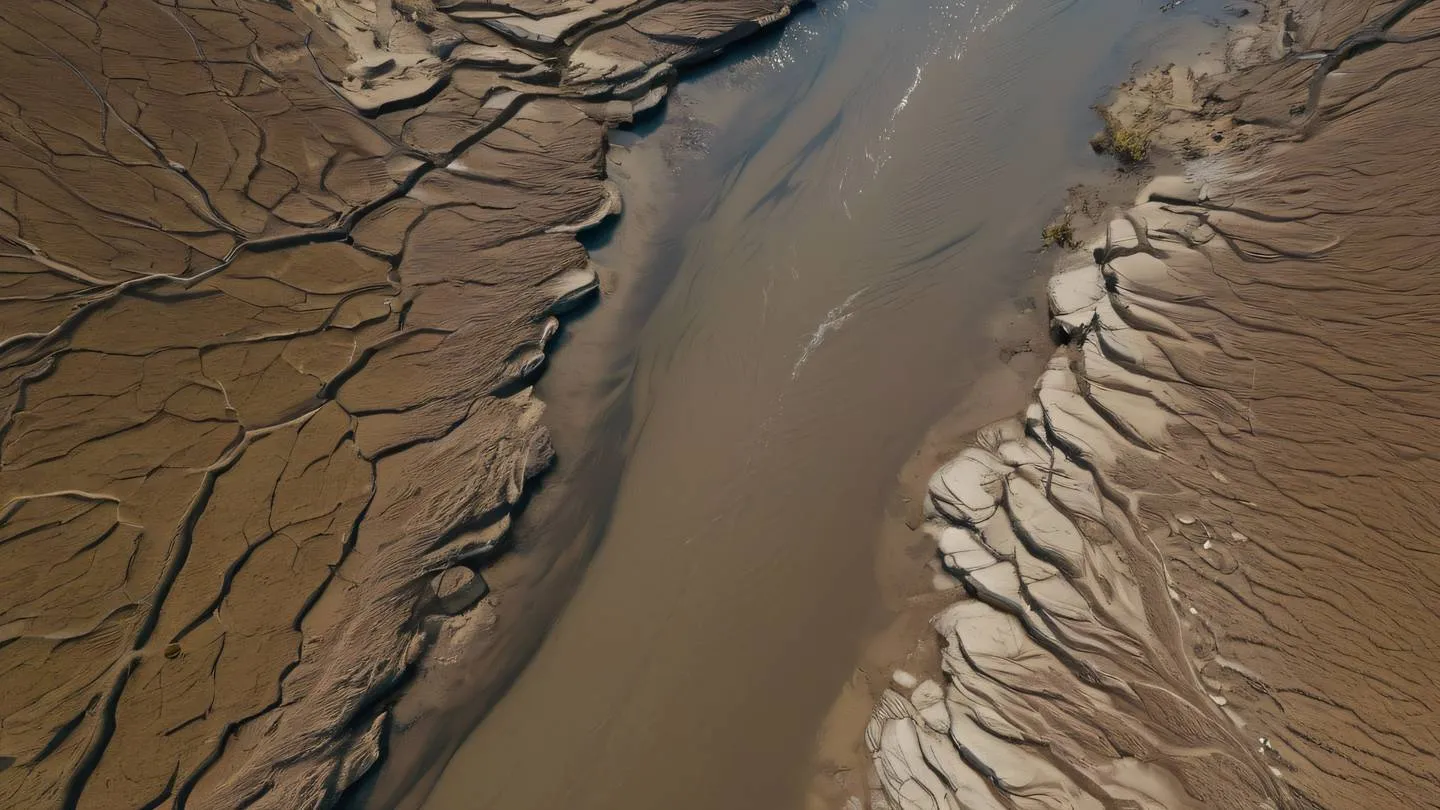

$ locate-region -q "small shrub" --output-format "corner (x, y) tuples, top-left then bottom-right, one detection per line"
(1110, 124), (1149, 163)
(1090, 110), (1151, 165)
(1042, 213), (1078, 250)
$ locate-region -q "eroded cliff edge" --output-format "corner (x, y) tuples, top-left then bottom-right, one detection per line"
(0, 0), (797, 807)
(864, 0), (1440, 807)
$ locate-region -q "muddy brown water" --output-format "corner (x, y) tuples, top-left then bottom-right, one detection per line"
(407, 1), (1233, 808)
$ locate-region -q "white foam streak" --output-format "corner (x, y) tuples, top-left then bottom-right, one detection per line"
(866, 0), (1023, 174)
(792, 287), (866, 378)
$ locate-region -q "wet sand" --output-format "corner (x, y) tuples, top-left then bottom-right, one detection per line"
(413, 1), (1234, 809)
(864, 0), (1440, 807)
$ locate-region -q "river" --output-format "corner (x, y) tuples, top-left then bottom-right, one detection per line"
(408, 0), (1230, 807)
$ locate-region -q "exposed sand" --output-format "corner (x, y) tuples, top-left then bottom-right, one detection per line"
(861, 0), (1440, 807)
(0, 0), (799, 807)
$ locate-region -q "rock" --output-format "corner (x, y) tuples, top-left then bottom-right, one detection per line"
(433, 567), (488, 614)
(1047, 259), (1106, 339)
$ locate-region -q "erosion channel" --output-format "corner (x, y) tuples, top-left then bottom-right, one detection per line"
(403, 0), (1233, 808)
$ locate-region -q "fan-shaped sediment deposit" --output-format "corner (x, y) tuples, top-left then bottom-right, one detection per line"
(866, 1), (1440, 807)
(0, 0), (797, 807)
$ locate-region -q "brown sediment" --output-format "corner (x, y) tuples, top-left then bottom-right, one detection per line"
(0, 0), (800, 807)
(415, 2), (1243, 808)
(861, 0), (1440, 807)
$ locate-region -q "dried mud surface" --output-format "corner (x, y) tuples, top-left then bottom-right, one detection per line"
(865, 0), (1440, 807)
(0, 0), (797, 808)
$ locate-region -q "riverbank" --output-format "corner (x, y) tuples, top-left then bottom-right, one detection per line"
(0, 1), (803, 807)
(858, 0), (1440, 806)
(410, 1), (1259, 809)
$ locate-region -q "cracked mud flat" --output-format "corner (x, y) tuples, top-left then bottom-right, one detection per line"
(0, 0), (801, 807)
(863, 0), (1440, 807)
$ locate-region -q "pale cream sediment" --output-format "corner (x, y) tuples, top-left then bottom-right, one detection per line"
(867, 1), (1440, 805)
(868, 183), (1287, 810)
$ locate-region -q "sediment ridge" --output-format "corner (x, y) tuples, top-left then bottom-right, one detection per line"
(0, 0), (798, 808)
(865, 0), (1440, 807)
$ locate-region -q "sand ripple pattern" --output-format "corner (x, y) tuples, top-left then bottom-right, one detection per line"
(868, 1), (1440, 806)
(0, 0), (796, 808)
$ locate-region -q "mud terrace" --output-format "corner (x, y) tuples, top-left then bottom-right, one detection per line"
(0, 0), (797, 807)
(865, 0), (1440, 807)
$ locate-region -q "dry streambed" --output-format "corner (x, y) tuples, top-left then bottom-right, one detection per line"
(863, 0), (1440, 807)
(0, 0), (800, 807)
